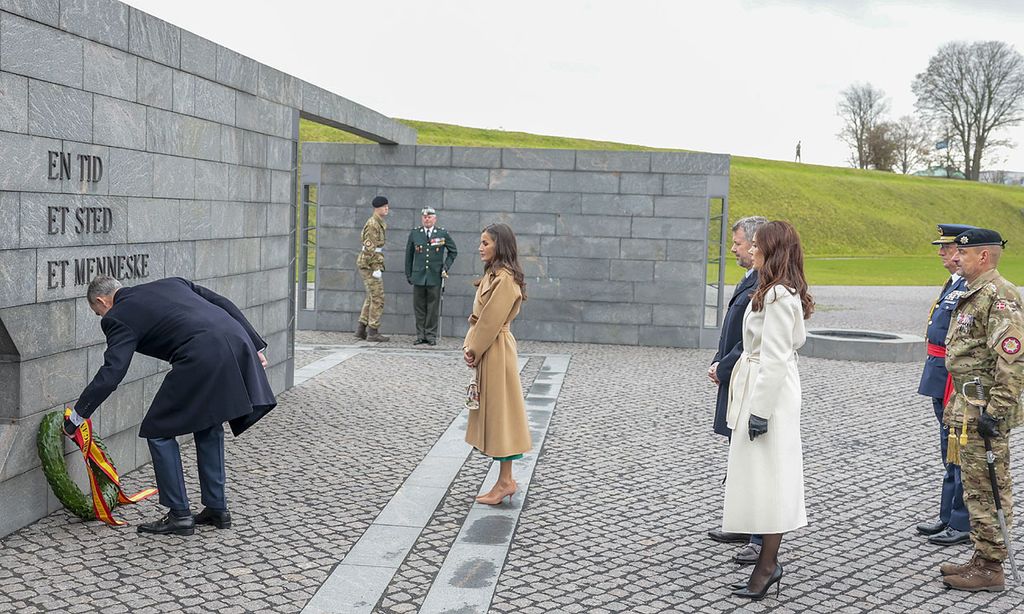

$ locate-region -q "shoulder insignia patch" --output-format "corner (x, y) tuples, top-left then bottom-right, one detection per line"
(997, 325), (1024, 362)
(1002, 337), (1021, 354)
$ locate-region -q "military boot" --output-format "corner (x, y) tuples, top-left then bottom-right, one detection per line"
(940, 552), (979, 577)
(354, 322), (367, 340)
(366, 327), (390, 342)
(942, 557), (1005, 592)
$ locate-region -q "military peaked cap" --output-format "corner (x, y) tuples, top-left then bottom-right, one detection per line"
(372, 196), (389, 208)
(955, 227), (1007, 248)
(932, 223), (977, 245)
(421, 206), (437, 215)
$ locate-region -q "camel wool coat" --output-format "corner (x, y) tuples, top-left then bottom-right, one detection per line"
(464, 267), (531, 458)
(722, 285), (808, 534)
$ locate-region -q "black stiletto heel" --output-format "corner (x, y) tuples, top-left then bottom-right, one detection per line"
(732, 564), (783, 600)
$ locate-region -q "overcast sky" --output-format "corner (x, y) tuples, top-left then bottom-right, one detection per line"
(125, 0), (1024, 171)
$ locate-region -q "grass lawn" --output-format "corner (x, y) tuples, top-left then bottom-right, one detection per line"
(720, 255), (1024, 286)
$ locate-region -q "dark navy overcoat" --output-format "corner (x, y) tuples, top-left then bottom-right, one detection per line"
(712, 270), (758, 438)
(75, 277), (277, 438)
(918, 275), (967, 398)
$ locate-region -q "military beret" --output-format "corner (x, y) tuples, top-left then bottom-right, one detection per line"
(421, 207), (437, 215)
(955, 227), (1007, 248)
(372, 196), (389, 208)
(932, 223), (976, 245)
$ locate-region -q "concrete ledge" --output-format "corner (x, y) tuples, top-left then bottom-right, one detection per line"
(803, 329), (924, 363)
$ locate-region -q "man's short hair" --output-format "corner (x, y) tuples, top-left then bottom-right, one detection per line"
(732, 216), (769, 240)
(87, 276), (122, 303)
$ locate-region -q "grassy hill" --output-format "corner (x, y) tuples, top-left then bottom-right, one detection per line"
(300, 119), (1024, 285)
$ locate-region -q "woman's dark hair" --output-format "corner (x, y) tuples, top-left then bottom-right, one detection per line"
(478, 223), (527, 300)
(750, 220), (814, 319)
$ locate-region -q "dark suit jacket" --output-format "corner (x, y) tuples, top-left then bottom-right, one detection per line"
(712, 270), (759, 437)
(918, 275), (967, 398)
(75, 277), (277, 439)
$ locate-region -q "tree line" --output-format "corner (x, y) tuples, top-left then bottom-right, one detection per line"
(838, 41), (1024, 180)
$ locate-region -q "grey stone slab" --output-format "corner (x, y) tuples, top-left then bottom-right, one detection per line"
(546, 257), (608, 280)
(301, 564), (397, 614)
(582, 302), (652, 325)
(634, 282), (702, 306)
(513, 191), (581, 214)
(0, 244), (35, 308)
(574, 322), (639, 344)
(93, 379), (144, 438)
(620, 172), (663, 195)
(270, 169), (292, 204)
(651, 151), (730, 175)
(194, 77), (235, 125)
(550, 170), (619, 193)
(501, 148), (575, 170)
(654, 260), (703, 284)
(0, 411), (46, 481)
(632, 217), (704, 240)
(558, 278), (632, 302)
(0, 132), (60, 192)
(668, 239), (705, 261)
(28, 80), (92, 141)
(0, 71), (28, 133)
(216, 46), (258, 94)
(440, 187), (512, 213)
(107, 147), (152, 197)
(321, 165), (359, 186)
(341, 523), (421, 568)
(235, 92), (295, 140)
(137, 58), (172, 110)
(242, 130), (268, 167)
(253, 168), (272, 201)
(0, 299), (75, 360)
(318, 185), (376, 210)
(128, 7), (180, 67)
(267, 136), (292, 171)
(482, 211), (556, 235)
(610, 259), (654, 282)
(301, 142), (355, 164)
(418, 546), (514, 614)
(0, 12), (82, 87)
(152, 154), (195, 199)
(0, 468), (47, 538)
(620, 237), (667, 260)
(556, 213), (631, 237)
(580, 193), (653, 216)
(654, 195), (706, 218)
(257, 64), (301, 108)
(75, 296), (105, 346)
(638, 325), (700, 347)
(19, 348), (88, 416)
(663, 174), (708, 196)
(374, 484), (448, 528)
(575, 150), (651, 172)
(19, 193), (127, 247)
(404, 454), (466, 488)
(488, 168), (549, 191)
(171, 70), (195, 115)
(220, 125), (243, 164)
(261, 235), (290, 269)
(179, 30), (217, 81)
(195, 160), (230, 201)
(146, 107), (221, 161)
(0, 192), (19, 249)
(652, 303), (702, 326)
(425, 167), (489, 190)
(59, 140), (109, 196)
(539, 236), (619, 259)
(450, 146), (501, 168)
(93, 95), (146, 149)
(0, 0), (58, 26)
(315, 205), (359, 229)
(517, 298), (581, 323)
(126, 197), (180, 242)
(415, 145), (450, 166)
(358, 165), (424, 188)
(82, 41), (136, 100)
(60, 0), (128, 50)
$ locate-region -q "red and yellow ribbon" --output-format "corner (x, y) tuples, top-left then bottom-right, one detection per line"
(65, 408), (158, 526)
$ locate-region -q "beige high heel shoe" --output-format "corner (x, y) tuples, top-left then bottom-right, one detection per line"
(475, 482), (517, 505)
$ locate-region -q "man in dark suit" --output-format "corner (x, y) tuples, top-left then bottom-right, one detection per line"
(707, 216), (767, 564)
(915, 224), (974, 546)
(64, 276), (277, 536)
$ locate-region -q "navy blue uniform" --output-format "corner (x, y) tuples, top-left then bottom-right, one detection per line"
(918, 275), (970, 533)
(712, 270), (758, 438)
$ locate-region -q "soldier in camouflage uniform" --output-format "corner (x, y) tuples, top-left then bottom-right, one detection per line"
(940, 228), (1023, 592)
(355, 196), (390, 342)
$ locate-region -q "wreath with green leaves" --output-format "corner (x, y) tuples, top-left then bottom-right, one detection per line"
(36, 411), (120, 520)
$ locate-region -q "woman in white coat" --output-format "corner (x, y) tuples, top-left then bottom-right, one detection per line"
(722, 220), (814, 601)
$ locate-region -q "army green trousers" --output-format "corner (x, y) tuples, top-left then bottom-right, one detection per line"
(413, 284), (442, 341)
(959, 429), (1013, 561)
(358, 268), (385, 329)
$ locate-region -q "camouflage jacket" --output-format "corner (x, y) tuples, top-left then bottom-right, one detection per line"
(944, 268), (1024, 430)
(357, 215), (386, 270)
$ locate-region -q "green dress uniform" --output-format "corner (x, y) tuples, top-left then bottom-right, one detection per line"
(404, 225), (457, 343)
(944, 265), (1024, 565)
(357, 215), (387, 329)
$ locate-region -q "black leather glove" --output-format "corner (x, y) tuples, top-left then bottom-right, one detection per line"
(978, 412), (1001, 439)
(63, 417), (78, 438)
(748, 414), (769, 441)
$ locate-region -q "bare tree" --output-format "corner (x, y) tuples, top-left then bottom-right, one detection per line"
(912, 41), (1024, 180)
(890, 115), (931, 174)
(837, 83), (890, 169)
(865, 122), (898, 172)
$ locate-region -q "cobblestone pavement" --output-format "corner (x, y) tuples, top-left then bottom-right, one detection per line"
(1, 321), (1023, 613)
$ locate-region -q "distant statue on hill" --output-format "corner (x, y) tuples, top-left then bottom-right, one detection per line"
(795, 141), (802, 163)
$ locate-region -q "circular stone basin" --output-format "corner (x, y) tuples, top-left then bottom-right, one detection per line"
(803, 329), (923, 363)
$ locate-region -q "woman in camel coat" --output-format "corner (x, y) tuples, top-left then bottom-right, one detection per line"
(722, 220), (814, 601)
(463, 223), (531, 505)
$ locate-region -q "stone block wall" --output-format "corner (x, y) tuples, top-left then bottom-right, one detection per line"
(300, 144), (729, 348)
(0, 0), (414, 537)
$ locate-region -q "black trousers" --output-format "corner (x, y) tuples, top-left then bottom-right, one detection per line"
(413, 284), (442, 341)
(148, 423), (227, 513)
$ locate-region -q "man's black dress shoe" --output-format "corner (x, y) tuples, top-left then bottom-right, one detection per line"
(195, 507), (232, 529)
(916, 519), (947, 536)
(137, 513), (195, 536)
(709, 529), (751, 544)
(427, 339), (437, 346)
(928, 526), (971, 546)
(413, 339), (428, 345)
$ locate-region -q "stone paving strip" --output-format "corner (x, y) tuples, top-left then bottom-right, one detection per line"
(301, 352), (542, 614)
